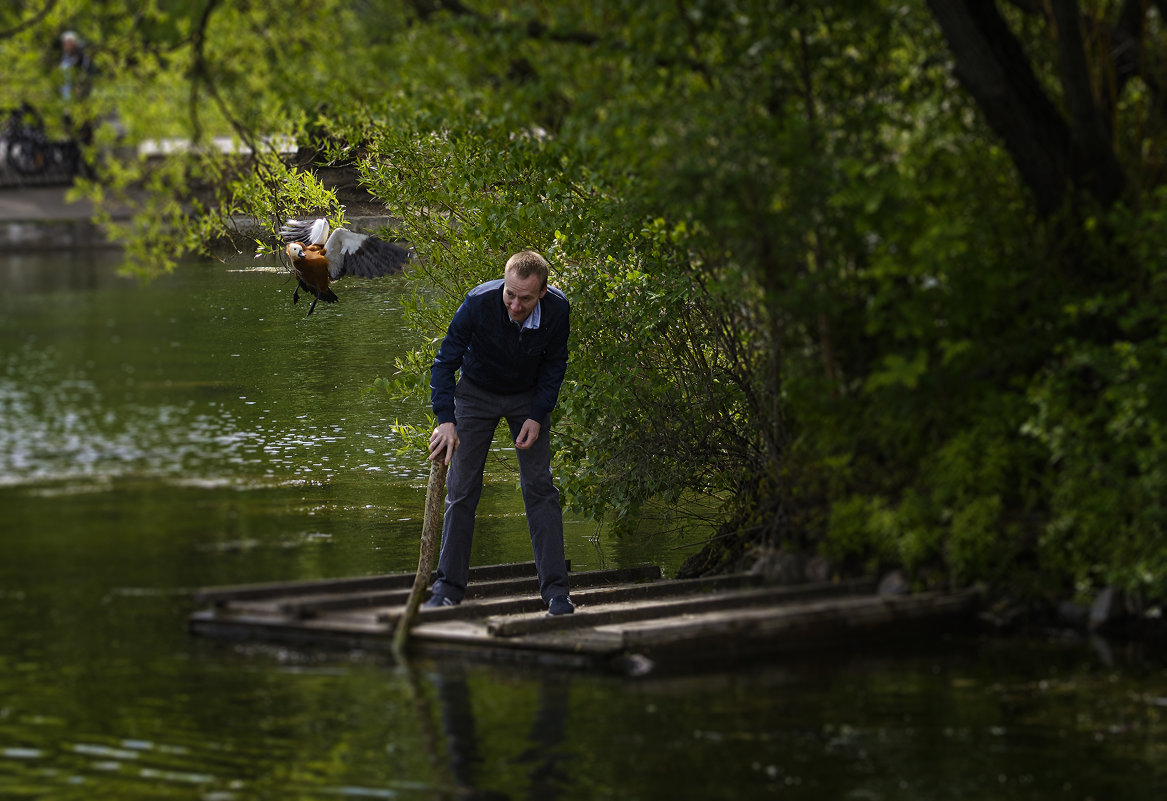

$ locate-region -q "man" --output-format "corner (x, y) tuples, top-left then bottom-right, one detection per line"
(425, 250), (573, 615)
(58, 30), (96, 171)
(59, 32), (93, 102)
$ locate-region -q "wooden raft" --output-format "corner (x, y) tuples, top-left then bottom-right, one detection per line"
(187, 562), (981, 674)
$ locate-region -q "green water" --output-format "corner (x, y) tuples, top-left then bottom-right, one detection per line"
(1, 251), (1164, 800)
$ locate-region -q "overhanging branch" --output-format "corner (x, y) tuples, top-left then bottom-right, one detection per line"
(1049, 0), (1125, 206)
(925, 0), (1137, 215)
(0, 0), (57, 40)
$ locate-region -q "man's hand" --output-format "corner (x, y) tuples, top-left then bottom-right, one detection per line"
(515, 418), (541, 450)
(429, 422), (459, 464)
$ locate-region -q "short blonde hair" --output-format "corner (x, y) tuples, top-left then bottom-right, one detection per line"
(505, 250), (549, 288)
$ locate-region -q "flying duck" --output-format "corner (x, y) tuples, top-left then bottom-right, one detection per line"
(279, 217), (413, 316)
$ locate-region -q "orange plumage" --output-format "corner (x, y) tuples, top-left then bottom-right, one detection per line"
(285, 241), (338, 316)
(279, 218), (413, 316)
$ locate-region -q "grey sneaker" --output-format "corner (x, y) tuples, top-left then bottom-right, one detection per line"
(422, 594), (458, 609)
(547, 595), (575, 616)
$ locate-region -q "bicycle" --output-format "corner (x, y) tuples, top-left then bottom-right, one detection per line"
(1, 103), (81, 178)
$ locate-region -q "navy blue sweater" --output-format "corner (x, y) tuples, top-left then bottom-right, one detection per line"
(430, 279), (570, 426)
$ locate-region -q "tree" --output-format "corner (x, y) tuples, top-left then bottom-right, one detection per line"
(4, 1), (1167, 605)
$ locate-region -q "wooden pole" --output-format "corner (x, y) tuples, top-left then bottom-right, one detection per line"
(392, 456), (448, 659)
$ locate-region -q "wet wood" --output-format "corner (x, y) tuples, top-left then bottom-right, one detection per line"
(187, 563), (980, 675)
(483, 578), (877, 637)
(376, 570), (764, 626)
(194, 561), (551, 606)
(285, 564), (661, 619)
(394, 457), (447, 657)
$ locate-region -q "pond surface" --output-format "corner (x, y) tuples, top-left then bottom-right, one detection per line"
(0, 250), (1165, 800)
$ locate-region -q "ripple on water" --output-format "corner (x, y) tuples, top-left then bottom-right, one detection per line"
(0, 344), (410, 490)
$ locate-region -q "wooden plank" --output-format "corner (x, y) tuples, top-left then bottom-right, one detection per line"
(186, 608), (388, 650)
(190, 605), (621, 670)
(225, 567), (736, 619)
(404, 619), (625, 660)
(376, 571), (770, 627)
(186, 561), (981, 675)
(375, 584), (668, 626)
(195, 575), (413, 606)
(378, 594), (546, 624)
(193, 561), (556, 605)
(484, 578), (876, 637)
(190, 592), (977, 667)
(283, 580), (539, 618)
(616, 590), (982, 651)
(291, 564), (662, 619)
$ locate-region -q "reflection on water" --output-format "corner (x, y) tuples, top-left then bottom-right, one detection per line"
(0, 252), (421, 492)
(0, 248), (125, 294)
(1, 251), (1164, 800)
(0, 335), (406, 488)
(432, 664), (570, 800)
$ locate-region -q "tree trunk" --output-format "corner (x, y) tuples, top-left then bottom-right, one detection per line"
(926, 0), (1127, 215)
(1049, 0), (1126, 206)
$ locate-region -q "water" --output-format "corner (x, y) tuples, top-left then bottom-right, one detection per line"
(1, 251), (1165, 800)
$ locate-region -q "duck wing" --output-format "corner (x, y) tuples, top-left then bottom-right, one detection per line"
(323, 228), (413, 279)
(279, 217), (330, 246)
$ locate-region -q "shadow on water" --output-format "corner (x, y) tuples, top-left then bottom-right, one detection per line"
(0, 248), (128, 294)
(417, 661), (570, 801)
(1, 251), (1165, 800)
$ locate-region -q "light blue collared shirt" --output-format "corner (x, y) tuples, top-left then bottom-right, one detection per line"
(508, 298), (542, 331)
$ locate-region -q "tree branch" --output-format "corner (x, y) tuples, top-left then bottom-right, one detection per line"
(1104, 0), (1147, 110)
(404, 0), (484, 23)
(1049, 0), (1125, 205)
(0, 0), (57, 40)
(187, 0), (223, 143)
(926, 0), (1073, 214)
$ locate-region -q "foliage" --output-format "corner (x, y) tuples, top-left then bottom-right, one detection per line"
(1018, 193), (1167, 599)
(5, 1), (1167, 604)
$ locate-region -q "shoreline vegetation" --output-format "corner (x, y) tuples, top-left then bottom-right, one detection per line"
(8, 163), (1167, 651)
(4, 2), (1167, 644)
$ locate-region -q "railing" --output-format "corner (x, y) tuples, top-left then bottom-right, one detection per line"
(0, 104), (85, 188)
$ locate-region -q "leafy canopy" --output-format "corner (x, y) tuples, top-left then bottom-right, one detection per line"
(5, 1), (1167, 602)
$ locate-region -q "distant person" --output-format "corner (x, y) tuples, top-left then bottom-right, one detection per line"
(58, 30), (94, 145)
(57, 30), (96, 174)
(426, 251), (574, 615)
(59, 31), (93, 103)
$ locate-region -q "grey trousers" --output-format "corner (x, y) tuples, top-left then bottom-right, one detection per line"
(431, 379), (569, 604)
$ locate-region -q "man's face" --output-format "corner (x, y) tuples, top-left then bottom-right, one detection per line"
(503, 270), (546, 324)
